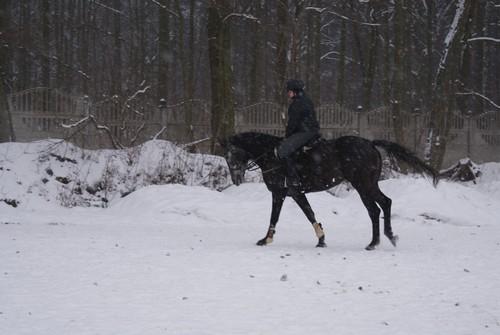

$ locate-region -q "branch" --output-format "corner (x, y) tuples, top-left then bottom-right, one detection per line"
(148, 0), (179, 17)
(222, 13), (260, 24)
(468, 37), (500, 43)
(93, 1), (123, 15)
(456, 91), (500, 110)
(62, 115), (124, 149)
(320, 50), (356, 63)
(61, 116), (91, 129)
(327, 10), (381, 26)
(127, 86), (151, 102)
(152, 126), (167, 140)
(181, 137), (211, 149)
(128, 122), (146, 146)
(305, 7), (327, 14)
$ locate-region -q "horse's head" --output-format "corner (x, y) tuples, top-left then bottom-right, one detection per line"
(219, 138), (250, 186)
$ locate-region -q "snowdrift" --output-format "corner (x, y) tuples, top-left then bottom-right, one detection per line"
(0, 139), (260, 208)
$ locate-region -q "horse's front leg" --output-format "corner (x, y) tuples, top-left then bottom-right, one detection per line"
(292, 193), (326, 247)
(257, 191), (286, 246)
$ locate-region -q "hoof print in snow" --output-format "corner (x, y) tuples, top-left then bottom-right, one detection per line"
(55, 176), (71, 184)
(280, 274), (288, 282)
(1, 199), (19, 208)
(50, 153), (77, 164)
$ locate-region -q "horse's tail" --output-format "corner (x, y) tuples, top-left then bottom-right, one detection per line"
(372, 140), (439, 186)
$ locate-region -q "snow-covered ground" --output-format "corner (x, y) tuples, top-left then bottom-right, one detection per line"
(1, 140), (500, 335)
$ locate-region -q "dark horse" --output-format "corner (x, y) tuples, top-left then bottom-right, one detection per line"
(220, 132), (438, 250)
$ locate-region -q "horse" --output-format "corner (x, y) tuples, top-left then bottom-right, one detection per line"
(220, 132), (438, 250)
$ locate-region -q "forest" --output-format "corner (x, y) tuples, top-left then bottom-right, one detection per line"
(0, 0), (499, 168)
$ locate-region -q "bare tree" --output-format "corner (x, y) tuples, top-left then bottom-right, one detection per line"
(427, 0), (474, 169)
(391, 0), (408, 145)
(157, 0), (170, 102)
(275, 0), (289, 105)
(207, 0), (234, 153)
(0, 0), (14, 141)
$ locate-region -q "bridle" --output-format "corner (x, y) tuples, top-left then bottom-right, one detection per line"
(245, 150), (281, 174)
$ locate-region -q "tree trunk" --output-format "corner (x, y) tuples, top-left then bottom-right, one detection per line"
(0, 0), (14, 141)
(79, 0), (89, 94)
(175, 0), (195, 142)
(208, 0), (234, 153)
(288, 1), (303, 79)
(424, 0), (435, 113)
(54, 0), (65, 89)
(336, 2), (347, 106)
(352, 5), (378, 111)
(363, 25), (378, 111)
(306, 2), (321, 104)
(65, 0), (76, 92)
(391, 0), (407, 146)
(275, 0), (288, 105)
(157, 0), (170, 102)
(112, 0), (122, 96)
(428, 0), (473, 169)
(19, 0), (32, 90)
(249, 1), (264, 103)
(473, 0), (485, 114)
(381, 4), (391, 107)
(188, 0), (195, 101)
(41, 0), (50, 87)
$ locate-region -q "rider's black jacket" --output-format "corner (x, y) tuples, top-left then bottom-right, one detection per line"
(286, 92), (320, 137)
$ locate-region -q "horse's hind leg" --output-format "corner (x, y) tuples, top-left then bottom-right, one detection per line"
(358, 192), (381, 250)
(292, 193), (326, 247)
(373, 187), (399, 247)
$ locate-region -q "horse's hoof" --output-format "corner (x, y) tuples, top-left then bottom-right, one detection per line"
(365, 244), (377, 251)
(257, 237), (273, 246)
(316, 236), (327, 248)
(389, 235), (399, 247)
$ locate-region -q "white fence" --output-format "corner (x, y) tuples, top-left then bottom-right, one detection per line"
(7, 88), (500, 166)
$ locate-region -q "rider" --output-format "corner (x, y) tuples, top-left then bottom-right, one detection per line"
(277, 79), (320, 192)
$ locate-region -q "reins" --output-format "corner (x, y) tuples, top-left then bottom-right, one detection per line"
(245, 150), (281, 174)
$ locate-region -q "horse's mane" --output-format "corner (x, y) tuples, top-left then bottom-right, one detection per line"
(229, 132), (282, 157)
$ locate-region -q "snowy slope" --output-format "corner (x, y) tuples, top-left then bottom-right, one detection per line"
(1, 141), (500, 335)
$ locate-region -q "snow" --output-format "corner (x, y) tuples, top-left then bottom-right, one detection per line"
(1, 140), (500, 335)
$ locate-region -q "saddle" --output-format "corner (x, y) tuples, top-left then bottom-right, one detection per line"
(292, 135), (325, 175)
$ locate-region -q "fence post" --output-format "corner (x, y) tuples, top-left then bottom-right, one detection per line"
(412, 108), (421, 152)
(159, 99), (167, 126)
(82, 95), (91, 148)
(356, 105), (363, 136)
(466, 110), (472, 159)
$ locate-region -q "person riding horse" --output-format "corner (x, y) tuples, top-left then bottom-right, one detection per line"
(277, 79), (320, 193)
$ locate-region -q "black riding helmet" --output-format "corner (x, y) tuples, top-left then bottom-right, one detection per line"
(286, 79), (305, 93)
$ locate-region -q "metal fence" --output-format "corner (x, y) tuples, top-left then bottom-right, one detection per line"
(7, 88), (500, 166)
